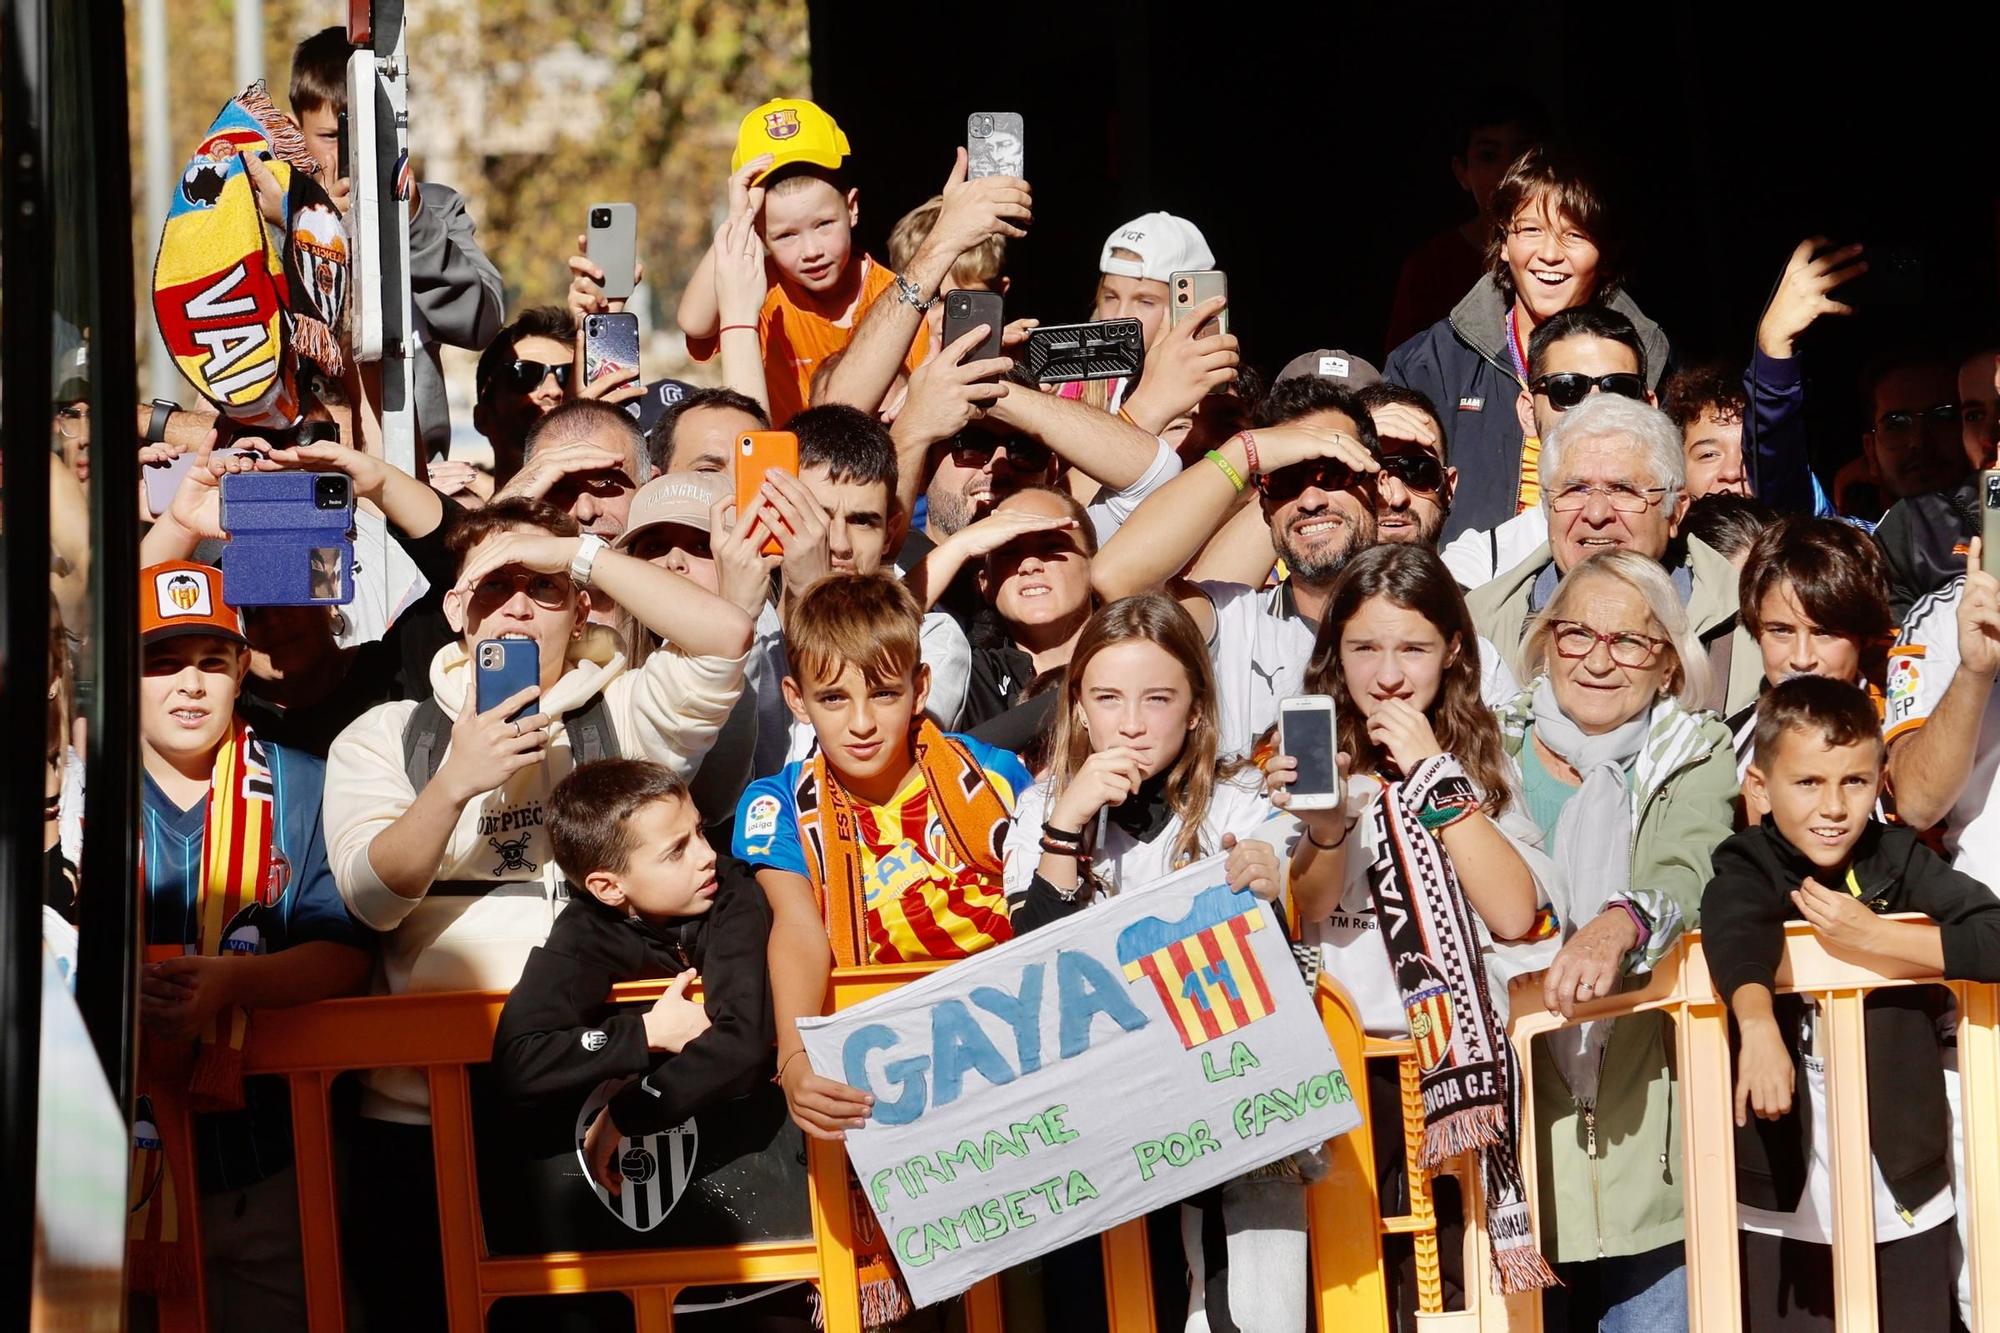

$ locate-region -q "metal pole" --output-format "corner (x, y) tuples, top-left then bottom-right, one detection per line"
(140, 0), (174, 400)
(233, 0), (262, 90)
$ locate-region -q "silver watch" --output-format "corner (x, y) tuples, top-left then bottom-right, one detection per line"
(568, 533), (608, 588)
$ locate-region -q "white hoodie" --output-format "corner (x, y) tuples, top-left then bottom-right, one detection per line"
(324, 630), (747, 1124)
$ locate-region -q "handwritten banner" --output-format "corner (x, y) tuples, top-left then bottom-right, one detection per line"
(797, 854), (1363, 1307)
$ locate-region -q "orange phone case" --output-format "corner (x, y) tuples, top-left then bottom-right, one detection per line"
(736, 431), (800, 556)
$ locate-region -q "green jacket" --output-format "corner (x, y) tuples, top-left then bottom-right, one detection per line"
(1498, 687), (1738, 1263)
(1466, 536), (1763, 718)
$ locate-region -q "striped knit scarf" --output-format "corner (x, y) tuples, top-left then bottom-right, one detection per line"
(1366, 754), (1556, 1293)
(127, 721), (278, 1292)
(793, 719), (1013, 1326)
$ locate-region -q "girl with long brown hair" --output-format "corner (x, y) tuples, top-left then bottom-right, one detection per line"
(1002, 591), (1340, 1333)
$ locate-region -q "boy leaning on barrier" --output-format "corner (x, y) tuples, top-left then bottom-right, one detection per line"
(1701, 675), (2000, 1331)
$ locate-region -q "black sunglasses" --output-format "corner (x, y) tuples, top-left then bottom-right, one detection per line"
(946, 434), (1052, 472)
(1257, 458), (1368, 505)
(499, 358), (572, 394)
(1530, 371), (1646, 411)
(1376, 450), (1444, 494)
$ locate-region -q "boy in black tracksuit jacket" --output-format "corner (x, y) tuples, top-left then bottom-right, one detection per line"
(1701, 676), (2000, 1331)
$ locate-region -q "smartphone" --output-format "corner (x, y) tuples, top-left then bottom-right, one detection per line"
(336, 109), (350, 180)
(737, 430), (800, 558)
(217, 472), (356, 606)
(1170, 270), (1230, 339)
(941, 290), (1004, 364)
(587, 202), (639, 301)
(1278, 695), (1341, 811)
(1982, 471), (2000, 580)
(583, 312), (641, 391)
(144, 445), (261, 517)
(966, 112), (1025, 180)
(1022, 319), (1145, 386)
(474, 638), (541, 722)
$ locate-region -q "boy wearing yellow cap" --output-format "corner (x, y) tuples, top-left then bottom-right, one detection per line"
(676, 98), (923, 426)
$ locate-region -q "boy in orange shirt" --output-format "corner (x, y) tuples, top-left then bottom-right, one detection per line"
(676, 99), (914, 425)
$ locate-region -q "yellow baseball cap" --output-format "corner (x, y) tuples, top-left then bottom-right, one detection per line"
(732, 98), (851, 180)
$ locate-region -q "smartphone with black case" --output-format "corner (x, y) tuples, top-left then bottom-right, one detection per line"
(474, 638), (541, 722)
(1278, 694), (1340, 811)
(966, 112), (1025, 179)
(583, 312), (641, 392)
(217, 472), (356, 606)
(1982, 471), (2000, 581)
(587, 202), (639, 301)
(1170, 269), (1230, 339)
(1022, 319), (1145, 386)
(942, 290), (1005, 364)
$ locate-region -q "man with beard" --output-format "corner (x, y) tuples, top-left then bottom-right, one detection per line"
(1092, 375), (1384, 757)
(1355, 383), (1456, 548)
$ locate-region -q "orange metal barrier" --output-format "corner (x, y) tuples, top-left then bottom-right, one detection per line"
(1507, 918), (2000, 1333)
(147, 926), (2000, 1330)
(149, 967), (1434, 1332)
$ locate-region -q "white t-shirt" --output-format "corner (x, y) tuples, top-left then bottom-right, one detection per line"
(1886, 578), (2000, 880)
(747, 600), (972, 777)
(1003, 770), (1291, 904)
(1303, 768), (1559, 1038)
(1736, 1000), (1954, 1243)
(1441, 508), (1550, 590)
(1195, 579), (1519, 762)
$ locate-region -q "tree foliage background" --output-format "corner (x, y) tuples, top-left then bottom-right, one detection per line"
(128, 0), (811, 352)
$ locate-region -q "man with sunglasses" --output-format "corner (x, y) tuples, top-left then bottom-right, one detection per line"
(472, 307), (578, 488)
(1465, 391), (1763, 715)
(1442, 305), (1653, 587)
(1355, 383), (1456, 546)
(892, 357), (1176, 630)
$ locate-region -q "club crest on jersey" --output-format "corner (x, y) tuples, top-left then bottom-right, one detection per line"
(764, 109), (800, 140)
(575, 1080), (697, 1231)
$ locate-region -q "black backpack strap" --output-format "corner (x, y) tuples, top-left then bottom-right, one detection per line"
(401, 696), (452, 792)
(563, 692), (621, 766)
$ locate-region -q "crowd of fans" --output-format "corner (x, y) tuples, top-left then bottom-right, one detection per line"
(42, 24), (2000, 1333)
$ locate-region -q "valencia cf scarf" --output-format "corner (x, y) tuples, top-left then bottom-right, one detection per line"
(1365, 754), (1555, 1293)
(792, 719), (1012, 1326)
(794, 718), (1012, 967)
(126, 722), (279, 1293)
(153, 81), (347, 431)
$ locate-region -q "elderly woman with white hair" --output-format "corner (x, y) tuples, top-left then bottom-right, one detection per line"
(1488, 548), (1736, 1330)
(1466, 390), (1761, 713)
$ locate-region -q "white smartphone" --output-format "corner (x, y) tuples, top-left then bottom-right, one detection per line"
(1278, 694), (1341, 811)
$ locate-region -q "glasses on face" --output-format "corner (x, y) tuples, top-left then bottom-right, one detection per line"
(1257, 458), (1368, 506)
(1872, 402), (1961, 446)
(1547, 481), (1670, 514)
(1550, 619), (1667, 669)
(499, 359), (571, 394)
(470, 568), (573, 608)
(54, 404), (89, 438)
(947, 434), (1052, 472)
(1375, 450), (1444, 494)
(1531, 372), (1647, 411)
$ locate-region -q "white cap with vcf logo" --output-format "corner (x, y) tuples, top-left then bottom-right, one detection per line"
(1098, 212), (1214, 284)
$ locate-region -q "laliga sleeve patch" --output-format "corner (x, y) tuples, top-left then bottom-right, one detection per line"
(745, 794), (781, 842)
(581, 1029), (609, 1052)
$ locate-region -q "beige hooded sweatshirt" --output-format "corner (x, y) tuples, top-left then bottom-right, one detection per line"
(324, 629), (747, 1123)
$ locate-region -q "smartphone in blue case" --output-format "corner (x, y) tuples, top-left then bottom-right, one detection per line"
(474, 638), (541, 721)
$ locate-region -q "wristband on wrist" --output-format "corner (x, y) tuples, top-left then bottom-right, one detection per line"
(1305, 819), (1352, 851)
(1239, 430), (1261, 478)
(773, 1049), (806, 1086)
(718, 323), (757, 335)
(1415, 773), (1480, 833)
(892, 274), (936, 312)
(1040, 823), (1085, 847)
(1608, 898), (1651, 952)
(146, 398), (180, 445)
(1205, 449), (1247, 493)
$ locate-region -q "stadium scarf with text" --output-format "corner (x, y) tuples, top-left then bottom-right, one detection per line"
(1365, 754), (1556, 1293)
(793, 718), (1013, 966)
(127, 722), (276, 1292)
